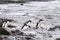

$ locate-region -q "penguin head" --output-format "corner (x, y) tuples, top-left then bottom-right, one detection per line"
(28, 20), (31, 23)
(39, 19), (43, 22)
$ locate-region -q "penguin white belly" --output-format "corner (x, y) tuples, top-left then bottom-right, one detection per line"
(22, 26), (29, 30)
(38, 23), (41, 28)
(27, 22), (30, 25)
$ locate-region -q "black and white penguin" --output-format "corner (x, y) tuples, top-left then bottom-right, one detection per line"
(0, 18), (15, 27)
(21, 20), (31, 30)
(0, 21), (10, 35)
(36, 19), (43, 29)
(0, 18), (16, 35)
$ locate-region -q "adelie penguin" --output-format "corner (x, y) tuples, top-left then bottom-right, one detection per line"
(0, 18), (16, 35)
(0, 21), (10, 35)
(36, 19), (43, 29)
(0, 18), (15, 27)
(21, 20), (31, 30)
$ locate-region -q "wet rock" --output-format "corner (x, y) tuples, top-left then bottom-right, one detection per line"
(11, 30), (24, 35)
(48, 34), (52, 38)
(0, 36), (4, 40)
(55, 25), (60, 29)
(0, 21), (3, 27)
(55, 38), (60, 40)
(8, 25), (16, 28)
(48, 25), (60, 31)
(48, 28), (55, 31)
(0, 27), (10, 35)
(25, 36), (32, 40)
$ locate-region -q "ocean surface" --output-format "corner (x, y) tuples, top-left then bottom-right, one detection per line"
(0, 1), (60, 40)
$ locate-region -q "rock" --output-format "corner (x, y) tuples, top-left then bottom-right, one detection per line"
(8, 25), (16, 28)
(0, 27), (10, 35)
(25, 36), (32, 40)
(48, 34), (52, 38)
(48, 28), (55, 31)
(0, 37), (3, 40)
(48, 25), (60, 31)
(11, 30), (23, 35)
(55, 38), (60, 40)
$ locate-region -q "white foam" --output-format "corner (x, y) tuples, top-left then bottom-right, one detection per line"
(6, 12), (26, 15)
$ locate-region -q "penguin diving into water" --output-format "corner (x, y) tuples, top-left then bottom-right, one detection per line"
(21, 20), (31, 30)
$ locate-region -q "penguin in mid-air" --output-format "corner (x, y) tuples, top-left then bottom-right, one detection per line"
(21, 20), (31, 30)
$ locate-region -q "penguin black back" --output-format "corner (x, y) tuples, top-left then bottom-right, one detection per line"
(26, 20), (31, 23)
